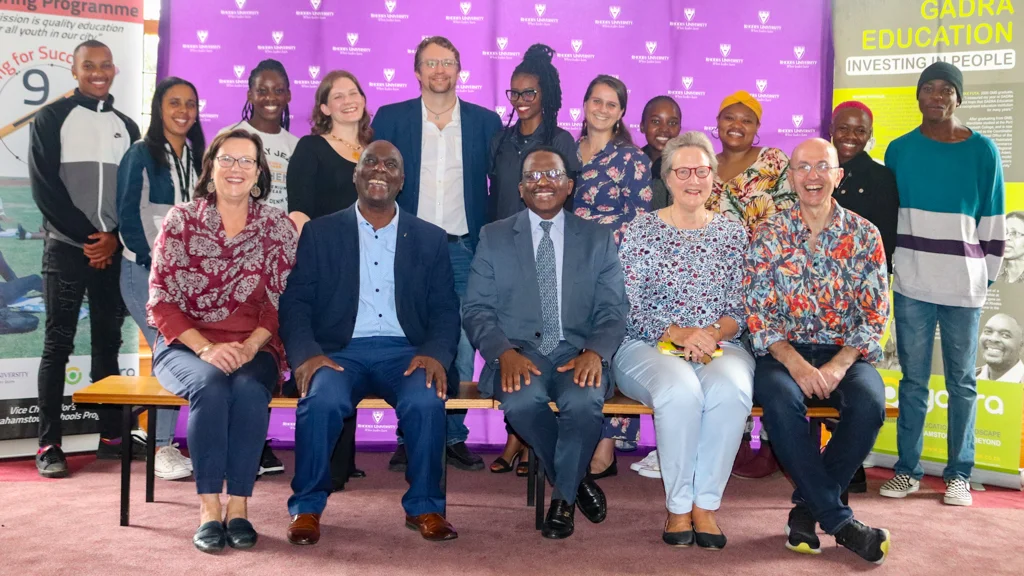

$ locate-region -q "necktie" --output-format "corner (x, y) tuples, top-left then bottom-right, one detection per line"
(536, 221), (560, 355)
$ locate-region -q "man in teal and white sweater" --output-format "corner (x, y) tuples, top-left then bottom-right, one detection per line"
(879, 62), (1005, 508)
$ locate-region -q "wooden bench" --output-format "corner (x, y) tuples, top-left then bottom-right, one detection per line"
(73, 376), (494, 526)
(74, 376), (899, 528)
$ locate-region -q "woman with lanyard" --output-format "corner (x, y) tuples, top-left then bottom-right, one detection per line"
(222, 59), (299, 475)
(708, 90), (795, 480)
(285, 69), (372, 490)
(116, 76), (205, 481)
(573, 74), (653, 479)
(486, 44), (579, 476)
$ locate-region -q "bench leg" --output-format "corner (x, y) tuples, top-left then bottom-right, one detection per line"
(526, 447), (536, 507)
(146, 407), (156, 503)
(120, 405), (132, 527)
(441, 419), (448, 519)
(534, 449), (545, 530)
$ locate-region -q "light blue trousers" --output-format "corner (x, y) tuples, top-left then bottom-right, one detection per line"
(613, 339), (754, 514)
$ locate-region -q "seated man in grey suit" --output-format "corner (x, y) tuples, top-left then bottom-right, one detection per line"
(463, 146), (628, 539)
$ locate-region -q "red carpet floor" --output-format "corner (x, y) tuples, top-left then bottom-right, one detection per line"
(1, 452), (1023, 575)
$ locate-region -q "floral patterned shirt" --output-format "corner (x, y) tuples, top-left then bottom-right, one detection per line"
(148, 197), (297, 370)
(620, 211), (748, 345)
(707, 147), (795, 237)
(743, 200), (889, 361)
(574, 139), (653, 245)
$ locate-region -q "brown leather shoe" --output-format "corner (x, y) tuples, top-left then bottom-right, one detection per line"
(287, 513), (321, 545)
(405, 513), (458, 541)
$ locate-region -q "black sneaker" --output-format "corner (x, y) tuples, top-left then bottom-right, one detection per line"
(258, 441), (284, 476)
(834, 519), (891, 564)
(389, 444), (408, 472)
(96, 438), (146, 461)
(36, 445), (69, 478)
(784, 505), (821, 555)
(446, 441), (484, 471)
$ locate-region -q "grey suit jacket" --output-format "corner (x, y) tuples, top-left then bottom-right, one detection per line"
(463, 209), (628, 397)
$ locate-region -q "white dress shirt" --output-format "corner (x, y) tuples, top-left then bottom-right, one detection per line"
(528, 209), (565, 340)
(978, 360), (1024, 383)
(418, 99), (468, 236)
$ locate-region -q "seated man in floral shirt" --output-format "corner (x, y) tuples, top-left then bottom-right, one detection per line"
(744, 138), (891, 565)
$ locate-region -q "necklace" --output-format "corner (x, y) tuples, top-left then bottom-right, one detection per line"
(668, 207), (711, 231)
(424, 99), (457, 121)
(326, 133), (363, 160)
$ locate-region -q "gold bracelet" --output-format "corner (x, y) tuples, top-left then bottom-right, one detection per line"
(196, 343), (214, 357)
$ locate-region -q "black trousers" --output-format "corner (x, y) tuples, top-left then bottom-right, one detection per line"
(37, 239), (124, 446)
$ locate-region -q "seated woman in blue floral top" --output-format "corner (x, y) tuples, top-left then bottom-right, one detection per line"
(612, 132), (754, 550)
(574, 74), (653, 474)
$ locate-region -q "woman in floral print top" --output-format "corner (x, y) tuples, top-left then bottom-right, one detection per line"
(708, 91), (795, 237)
(573, 75), (652, 471)
(574, 75), (653, 246)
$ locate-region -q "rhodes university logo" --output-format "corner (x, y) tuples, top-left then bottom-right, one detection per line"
(792, 115), (804, 128)
(272, 31), (284, 45)
(309, 66), (320, 80)
(758, 10), (770, 24)
(385, 0), (397, 12)
(794, 46), (805, 60)
(610, 5), (621, 18)
(685, 7), (695, 20)
(234, 65), (246, 79)
(535, 3), (546, 16)
(569, 108), (581, 121)
(197, 30), (208, 43)
(720, 44), (731, 57)
(461, 1), (471, 15)
(497, 37), (508, 51)
(756, 79), (768, 93)
(682, 76), (693, 90)
(495, 105), (507, 117)
(348, 33), (359, 46)
(372, 410), (384, 424)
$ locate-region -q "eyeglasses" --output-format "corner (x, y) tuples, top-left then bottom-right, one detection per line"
(522, 169), (566, 183)
(506, 89), (538, 103)
(1008, 231), (1024, 240)
(669, 166), (712, 180)
(216, 155), (257, 170)
(791, 161), (839, 178)
(421, 58), (457, 70)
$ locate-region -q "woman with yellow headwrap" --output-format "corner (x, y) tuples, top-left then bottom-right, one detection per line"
(708, 91), (794, 237)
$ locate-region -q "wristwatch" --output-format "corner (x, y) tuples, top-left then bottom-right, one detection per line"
(710, 323), (722, 340)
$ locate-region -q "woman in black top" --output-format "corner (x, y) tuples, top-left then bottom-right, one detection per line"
(287, 70), (373, 233)
(486, 43), (578, 475)
(286, 70), (374, 490)
(640, 96), (682, 210)
(830, 101), (899, 272)
(488, 43), (579, 222)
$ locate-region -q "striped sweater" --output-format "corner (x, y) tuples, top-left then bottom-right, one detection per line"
(885, 128), (1005, 308)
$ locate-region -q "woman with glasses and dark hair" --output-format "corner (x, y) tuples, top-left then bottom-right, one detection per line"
(486, 43), (579, 475)
(117, 76), (206, 482)
(613, 132), (752, 549)
(574, 74), (653, 477)
(148, 129), (297, 553)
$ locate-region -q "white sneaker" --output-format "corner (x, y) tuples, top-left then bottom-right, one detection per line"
(630, 450), (659, 472)
(879, 474), (920, 498)
(636, 452), (662, 479)
(944, 477), (972, 506)
(154, 444), (192, 480)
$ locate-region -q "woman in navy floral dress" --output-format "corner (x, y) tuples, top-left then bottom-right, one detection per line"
(573, 75), (653, 476)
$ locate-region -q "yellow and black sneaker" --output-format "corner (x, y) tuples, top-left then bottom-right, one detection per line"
(835, 519), (891, 565)
(784, 505), (821, 555)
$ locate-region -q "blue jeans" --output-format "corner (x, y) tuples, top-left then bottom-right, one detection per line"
(153, 336), (277, 496)
(290, 337), (446, 516)
(754, 344), (886, 534)
(120, 257), (180, 447)
(893, 292), (982, 481)
(397, 237), (472, 446)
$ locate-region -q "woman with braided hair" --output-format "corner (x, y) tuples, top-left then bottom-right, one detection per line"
(488, 43), (579, 222)
(221, 59), (299, 218)
(219, 58), (299, 478)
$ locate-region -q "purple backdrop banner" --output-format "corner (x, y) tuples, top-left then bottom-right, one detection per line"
(163, 0), (830, 447)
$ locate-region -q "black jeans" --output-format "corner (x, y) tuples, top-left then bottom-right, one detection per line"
(38, 239), (125, 446)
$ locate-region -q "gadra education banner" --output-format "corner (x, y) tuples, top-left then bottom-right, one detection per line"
(833, 0), (1024, 484)
(0, 0), (143, 441)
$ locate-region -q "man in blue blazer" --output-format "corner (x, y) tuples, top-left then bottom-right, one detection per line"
(372, 35), (502, 472)
(463, 147), (628, 539)
(281, 141), (461, 544)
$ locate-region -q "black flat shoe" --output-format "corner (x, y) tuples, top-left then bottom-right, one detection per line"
(662, 529), (695, 547)
(225, 518), (258, 549)
(576, 479), (607, 523)
(193, 520), (226, 554)
(349, 468), (366, 479)
(588, 454), (618, 480)
(694, 524), (727, 550)
(389, 445), (408, 472)
(541, 499), (575, 539)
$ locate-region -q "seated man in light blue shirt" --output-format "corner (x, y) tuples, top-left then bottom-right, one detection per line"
(280, 141), (462, 544)
(463, 147), (628, 539)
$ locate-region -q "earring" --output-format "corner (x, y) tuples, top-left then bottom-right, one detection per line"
(753, 134), (761, 146)
(250, 185), (261, 198)
(206, 180), (216, 194)
(711, 127), (720, 140)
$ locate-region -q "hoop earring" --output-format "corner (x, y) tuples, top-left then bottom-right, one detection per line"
(753, 134), (761, 146)
(711, 127), (720, 140)
(250, 185), (261, 198)
(206, 181), (216, 194)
